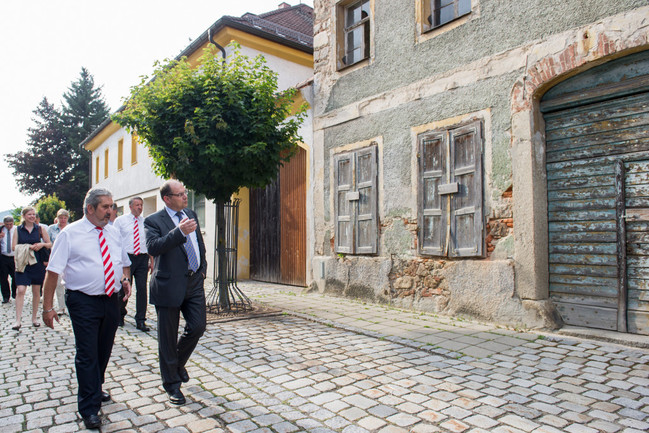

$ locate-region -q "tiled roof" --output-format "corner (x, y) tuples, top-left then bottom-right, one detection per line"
(80, 3), (314, 149)
(230, 3), (313, 47)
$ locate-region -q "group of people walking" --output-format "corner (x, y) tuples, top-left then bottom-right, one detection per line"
(23, 180), (207, 430)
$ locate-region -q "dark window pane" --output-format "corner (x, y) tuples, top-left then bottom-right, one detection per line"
(430, 0), (471, 28)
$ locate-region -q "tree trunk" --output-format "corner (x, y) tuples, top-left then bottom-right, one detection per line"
(216, 200), (230, 310)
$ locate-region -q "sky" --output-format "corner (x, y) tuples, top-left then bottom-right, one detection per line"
(0, 0), (313, 211)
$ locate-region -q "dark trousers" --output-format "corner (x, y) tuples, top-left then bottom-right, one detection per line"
(128, 253), (150, 324)
(156, 273), (206, 392)
(0, 254), (16, 300)
(66, 290), (119, 417)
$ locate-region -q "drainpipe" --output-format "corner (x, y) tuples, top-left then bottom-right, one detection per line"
(208, 28), (226, 60)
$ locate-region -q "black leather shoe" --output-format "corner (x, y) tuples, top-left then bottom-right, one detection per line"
(136, 322), (150, 332)
(101, 391), (110, 402)
(2, 299), (9, 304)
(82, 414), (101, 429)
(178, 367), (189, 383)
(167, 389), (186, 405)
(118, 318), (124, 327)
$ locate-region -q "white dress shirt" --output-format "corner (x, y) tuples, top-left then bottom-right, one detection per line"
(114, 213), (148, 255)
(1, 226), (15, 256)
(47, 217), (131, 296)
(164, 206), (201, 264)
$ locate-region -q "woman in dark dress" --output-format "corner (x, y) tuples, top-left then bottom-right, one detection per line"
(11, 206), (51, 330)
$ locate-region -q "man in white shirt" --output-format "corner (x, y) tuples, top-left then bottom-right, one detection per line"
(0, 216), (16, 303)
(114, 197), (153, 331)
(42, 187), (132, 430)
(47, 209), (70, 315)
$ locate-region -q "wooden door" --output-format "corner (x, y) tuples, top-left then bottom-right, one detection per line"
(542, 49), (649, 334)
(280, 147), (306, 286)
(250, 177), (281, 283)
(250, 147), (306, 286)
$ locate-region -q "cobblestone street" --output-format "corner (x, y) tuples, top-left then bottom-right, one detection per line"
(1, 282), (648, 432)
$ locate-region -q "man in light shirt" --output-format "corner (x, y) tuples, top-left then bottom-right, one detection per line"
(42, 188), (131, 430)
(0, 216), (16, 303)
(114, 197), (153, 331)
(47, 209), (70, 315)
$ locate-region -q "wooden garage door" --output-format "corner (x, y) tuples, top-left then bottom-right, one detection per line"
(250, 147), (306, 286)
(542, 50), (649, 334)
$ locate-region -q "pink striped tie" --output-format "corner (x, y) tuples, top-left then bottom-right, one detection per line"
(96, 227), (116, 296)
(133, 217), (141, 255)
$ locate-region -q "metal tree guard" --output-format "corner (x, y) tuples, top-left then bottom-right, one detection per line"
(206, 199), (252, 313)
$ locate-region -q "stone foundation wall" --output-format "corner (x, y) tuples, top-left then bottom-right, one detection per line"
(312, 254), (562, 329)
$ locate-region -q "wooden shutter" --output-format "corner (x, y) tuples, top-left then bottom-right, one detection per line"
(334, 145), (378, 254)
(450, 121), (483, 257)
(419, 132), (447, 255)
(355, 146), (378, 253)
(334, 152), (354, 253)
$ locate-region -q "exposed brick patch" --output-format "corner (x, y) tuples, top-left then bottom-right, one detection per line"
(486, 218), (513, 254)
(512, 27), (649, 115)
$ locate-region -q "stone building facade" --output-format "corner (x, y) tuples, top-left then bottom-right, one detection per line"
(308, 0), (649, 332)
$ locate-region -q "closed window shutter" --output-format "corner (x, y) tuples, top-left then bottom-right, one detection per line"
(334, 152), (353, 253)
(449, 121), (483, 257)
(355, 145), (378, 254)
(419, 132), (447, 255)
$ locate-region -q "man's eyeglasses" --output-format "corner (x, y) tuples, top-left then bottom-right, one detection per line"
(167, 191), (188, 197)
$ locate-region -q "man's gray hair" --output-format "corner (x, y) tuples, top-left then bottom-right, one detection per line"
(84, 187), (113, 215)
(3, 216), (14, 223)
(129, 196), (143, 206)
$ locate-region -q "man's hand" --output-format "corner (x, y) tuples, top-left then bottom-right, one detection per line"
(178, 217), (197, 236)
(43, 310), (59, 329)
(121, 279), (132, 301)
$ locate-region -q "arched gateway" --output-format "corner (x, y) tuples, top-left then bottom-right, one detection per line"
(541, 50), (649, 334)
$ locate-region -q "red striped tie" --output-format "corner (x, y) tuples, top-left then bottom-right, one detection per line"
(133, 217), (140, 255)
(96, 227), (116, 296)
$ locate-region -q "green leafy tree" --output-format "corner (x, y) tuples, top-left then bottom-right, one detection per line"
(35, 194), (68, 225)
(6, 98), (67, 204)
(6, 69), (110, 216)
(113, 47), (306, 308)
(11, 208), (22, 224)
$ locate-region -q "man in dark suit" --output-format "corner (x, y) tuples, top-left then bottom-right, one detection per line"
(144, 179), (207, 405)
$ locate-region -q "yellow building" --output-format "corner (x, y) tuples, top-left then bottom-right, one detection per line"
(81, 3), (314, 287)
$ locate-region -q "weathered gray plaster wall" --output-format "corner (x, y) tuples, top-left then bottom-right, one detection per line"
(311, 0), (649, 330)
(325, 0), (647, 111)
(322, 74), (518, 224)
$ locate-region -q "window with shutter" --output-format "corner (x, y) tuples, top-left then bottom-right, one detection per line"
(334, 145), (378, 254)
(418, 120), (483, 257)
(337, 0), (371, 70)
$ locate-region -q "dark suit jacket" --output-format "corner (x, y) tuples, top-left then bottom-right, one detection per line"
(144, 208), (207, 308)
